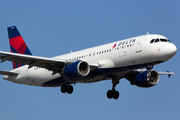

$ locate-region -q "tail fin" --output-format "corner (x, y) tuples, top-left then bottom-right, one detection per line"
(7, 26), (32, 69)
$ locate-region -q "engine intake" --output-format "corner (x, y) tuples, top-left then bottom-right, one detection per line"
(64, 61), (90, 78)
(132, 70), (159, 88)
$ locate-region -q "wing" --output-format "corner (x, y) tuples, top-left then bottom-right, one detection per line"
(158, 71), (175, 78)
(0, 51), (99, 73)
(126, 69), (175, 78)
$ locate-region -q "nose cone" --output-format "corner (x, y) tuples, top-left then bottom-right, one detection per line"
(167, 43), (177, 58)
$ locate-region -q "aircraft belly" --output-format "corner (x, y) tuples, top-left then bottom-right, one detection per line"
(42, 61), (163, 87)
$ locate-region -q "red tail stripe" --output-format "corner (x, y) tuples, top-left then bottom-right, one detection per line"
(9, 36), (24, 50)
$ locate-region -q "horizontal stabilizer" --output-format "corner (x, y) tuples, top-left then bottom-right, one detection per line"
(0, 70), (18, 76)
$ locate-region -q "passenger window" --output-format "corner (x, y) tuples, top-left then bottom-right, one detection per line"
(150, 39), (155, 43)
(155, 39), (159, 43)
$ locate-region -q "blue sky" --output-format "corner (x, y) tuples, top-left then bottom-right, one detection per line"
(0, 0), (179, 120)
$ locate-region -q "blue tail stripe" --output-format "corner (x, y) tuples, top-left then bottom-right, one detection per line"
(24, 47), (32, 55)
(15, 62), (18, 68)
(10, 45), (17, 53)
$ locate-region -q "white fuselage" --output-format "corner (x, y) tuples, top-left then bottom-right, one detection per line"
(3, 34), (177, 87)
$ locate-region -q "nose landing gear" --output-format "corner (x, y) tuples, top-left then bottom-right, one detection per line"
(146, 64), (153, 81)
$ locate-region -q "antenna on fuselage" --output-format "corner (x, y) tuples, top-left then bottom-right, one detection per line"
(147, 32), (149, 35)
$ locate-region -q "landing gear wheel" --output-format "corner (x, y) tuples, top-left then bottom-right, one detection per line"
(107, 90), (113, 99)
(61, 84), (67, 93)
(113, 91), (119, 99)
(61, 84), (74, 94)
(107, 90), (119, 99)
(67, 85), (73, 94)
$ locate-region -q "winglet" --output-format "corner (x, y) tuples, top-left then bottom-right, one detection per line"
(168, 74), (171, 78)
(167, 71), (173, 78)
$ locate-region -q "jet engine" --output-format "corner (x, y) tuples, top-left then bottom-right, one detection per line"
(64, 61), (90, 78)
(130, 70), (159, 88)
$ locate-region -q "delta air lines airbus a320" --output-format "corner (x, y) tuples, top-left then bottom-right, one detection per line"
(0, 26), (177, 99)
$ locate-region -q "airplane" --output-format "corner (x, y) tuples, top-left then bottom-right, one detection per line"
(0, 26), (177, 100)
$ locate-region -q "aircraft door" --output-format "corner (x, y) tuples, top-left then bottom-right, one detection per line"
(136, 36), (144, 53)
(88, 51), (96, 61)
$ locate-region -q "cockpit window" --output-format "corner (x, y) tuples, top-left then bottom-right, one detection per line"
(160, 39), (167, 42)
(155, 39), (160, 43)
(150, 39), (155, 43)
(150, 38), (170, 43)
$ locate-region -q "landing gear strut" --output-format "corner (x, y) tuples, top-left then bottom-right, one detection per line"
(107, 78), (120, 99)
(146, 64), (153, 71)
(146, 64), (153, 81)
(61, 84), (74, 94)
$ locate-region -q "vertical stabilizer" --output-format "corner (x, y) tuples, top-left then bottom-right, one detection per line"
(7, 26), (32, 69)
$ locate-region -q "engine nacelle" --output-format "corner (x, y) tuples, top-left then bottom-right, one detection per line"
(64, 61), (90, 78)
(132, 70), (159, 88)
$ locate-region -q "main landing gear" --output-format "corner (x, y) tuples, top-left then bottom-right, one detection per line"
(107, 78), (120, 100)
(61, 84), (74, 94)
